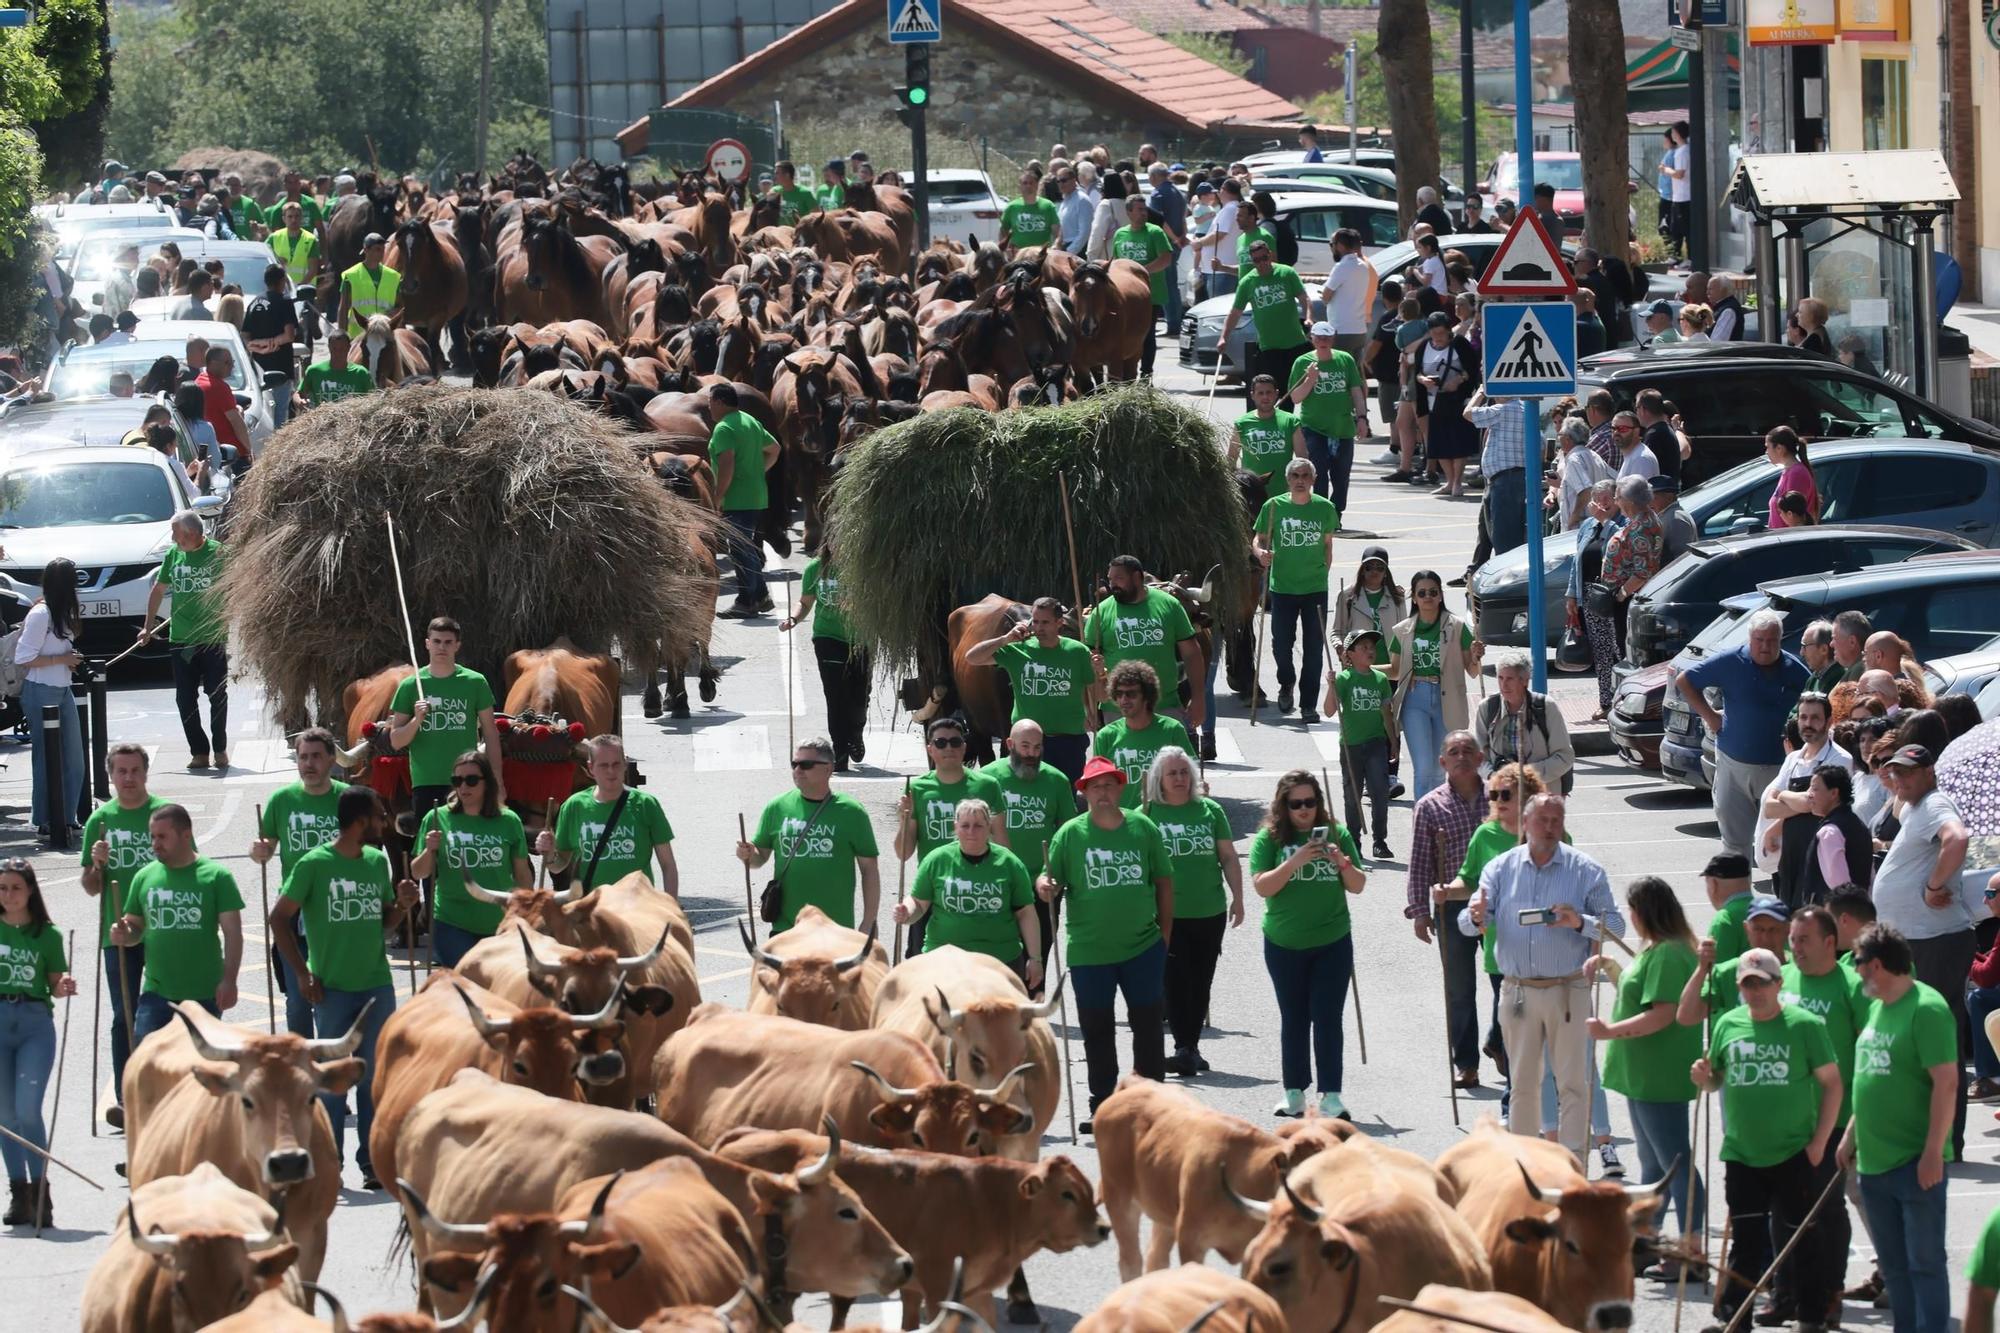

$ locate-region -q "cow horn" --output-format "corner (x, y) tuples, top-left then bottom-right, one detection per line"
(239, 1189), (291, 1250)
(458, 880), (513, 906)
(303, 1283), (353, 1333)
(739, 917), (785, 971)
(1021, 972), (1065, 1023)
(173, 1004), (245, 1061)
(987, 1062), (1036, 1107)
(331, 736), (372, 769)
(851, 1060), (920, 1102)
(305, 997), (376, 1061)
(1627, 1155), (1683, 1200)
(560, 1169), (624, 1240)
(1516, 1160), (1567, 1207)
(1182, 1301), (1229, 1333)
(396, 1176), (492, 1244)
(1193, 563), (1221, 606)
(615, 922), (670, 971)
(126, 1202), (179, 1255)
(453, 983), (513, 1039)
(560, 1283), (638, 1333)
(923, 1301), (997, 1333)
(574, 975), (628, 1029)
(434, 1264), (501, 1330)
(931, 985), (963, 1034)
(1218, 1166), (1272, 1221)
(519, 925), (565, 980)
(554, 880), (589, 905)
(1280, 1175), (1324, 1224)
(835, 922), (878, 972)
(798, 1114), (842, 1185)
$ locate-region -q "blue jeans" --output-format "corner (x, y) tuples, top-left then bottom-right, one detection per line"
(1339, 737), (1390, 843)
(1401, 679), (1446, 796)
(1859, 1159), (1951, 1333)
(432, 921), (488, 970)
(102, 943), (144, 1100)
(1263, 934), (1353, 1094)
(132, 992), (220, 1049)
(1071, 940), (1167, 1107)
(266, 378), (294, 433)
(1301, 428), (1355, 515)
(1539, 1040), (1610, 1137)
(1484, 467), (1526, 556)
(723, 510), (768, 604)
(0, 1001), (56, 1182)
(1626, 1096), (1704, 1237)
(313, 984), (396, 1177)
(1970, 983), (2000, 1080)
(1206, 272), (1236, 300)
(272, 924), (315, 1039)
(22, 680), (83, 831)
(1268, 591), (1327, 700)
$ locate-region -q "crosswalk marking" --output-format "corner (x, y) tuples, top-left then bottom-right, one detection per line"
(693, 725), (771, 771)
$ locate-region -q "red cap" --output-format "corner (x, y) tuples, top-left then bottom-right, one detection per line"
(1075, 756), (1128, 792)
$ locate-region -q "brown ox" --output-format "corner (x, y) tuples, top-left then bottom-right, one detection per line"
(945, 595), (1031, 761)
(198, 1286), (335, 1333)
(81, 1164), (301, 1333)
(383, 217), (468, 373)
(334, 665), (415, 780)
(653, 1004), (1033, 1154)
(1372, 1284), (1576, 1333)
(1229, 1136), (1491, 1333)
(1435, 1119), (1669, 1333)
(718, 1128), (1109, 1330)
(1068, 259), (1155, 389)
(742, 904), (886, 1028)
(500, 639), (620, 800)
(123, 1006), (369, 1282)
(1075, 1265), (1287, 1333)
(367, 974), (626, 1202)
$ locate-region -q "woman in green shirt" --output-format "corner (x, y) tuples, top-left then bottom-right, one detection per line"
(1249, 770), (1365, 1119)
(1589, 874), (1706, 1249)
(783, 539), (870, 771)
(895, 800), (1041, 990)
(0, 862), (75, 1227)
(1143, 746), (1244, 1078)
(411, 751), (533, 968)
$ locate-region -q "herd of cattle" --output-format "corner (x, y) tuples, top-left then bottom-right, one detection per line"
(88, 866), (1677, 1333)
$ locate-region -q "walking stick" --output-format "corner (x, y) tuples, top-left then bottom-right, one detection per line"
(383, 511), (427, 705)
(404, 887), (419, 998)
(254, 803), (277, 1032)
(1718, 1165), (1847, 1333)
(1324, 760), (1367, 1064)
(892, 779), (912, 965)
(1045, 838), (1079, 1144)
(113, 916), (136, 1100)
(1248, 572), (1267, 725)
(1674, 1088), (1708, 1333)
(0, 1124), (104, 1191)
(1057, 472), (1099, 736)
(737, 814), (756, 944)
(535, 799), (555, 890)
(783, 578), (796, 757)
(34, 930), (76, 1236)
(90, 906), (103, 1139)
(1433, 825), (1460, 1126)
(98, 638), (148, 673)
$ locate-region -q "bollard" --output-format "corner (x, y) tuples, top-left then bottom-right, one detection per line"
(87, 668), (110, 802)
(42, 704), (69, 850)
(69, 679), (93, 828)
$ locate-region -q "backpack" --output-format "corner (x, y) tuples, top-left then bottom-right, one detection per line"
(1480, 692), (1573, 794)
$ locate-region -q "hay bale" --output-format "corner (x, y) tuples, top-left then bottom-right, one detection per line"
(826, 383), (1253, 675)
(169, 147), (288, 204)
(219, 385), (719, 727)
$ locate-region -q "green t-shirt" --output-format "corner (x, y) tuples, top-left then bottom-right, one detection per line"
(1254, 494), (1339, 596)
(1702, 957), (1746, 1020)
(977, 759), (1076, 879)
(1708, 893), (1753, 966)
(1601, 940), (1702, 1104)
(390, 665), (496, 788)
(752, 790), (879, 933)
(1288, 350), (1362, 438)
(555, 788), (676, 890)
(993, 637), (1094, 737)
(1967, 1206), (2000, 1289)
(1143, 797), (1233, 919)
(1084, 589), (1195, 714)
(1231, 265), (1309, 351)
(912, 843), (1035, 960)
(908, 769), (1007, 863)
(800, 556), (852, 644)
(82, 795), (171, 936)
(1044, 811), (1171, 966)
(710, 410), (775, 513)
(1707, 1004), (1836, 1166)
(1093, 714), (1196, 810)
(815, 183), (848, 213)
(1234, 410), (1300, 497)
(125, 858), (244, 1002)
(260, 781), (348, 881)
(1001, 197), (1060, 249)
(227, 197), (264, 232)
(155, 538), (226, 645)
(281, 843), (396, 993)
(1333, 667), (1391, 745)
(1388, 617), (1475, 679)
(1779, 960), (1872, 1127)
(302, 360), (374, 402)
(1248, 824), (1359, 950)
(417, 806), (528, 936)
(1853, 981), (1960, 1175)
(1236, 225), (1277, 267)
(276, 195), (325, 228)
(0, 919), (67, 1009)
(773, 184), (818, 226)
(1112, 223), (1172, 305)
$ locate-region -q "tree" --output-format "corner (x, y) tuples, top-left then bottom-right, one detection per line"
(1567, 0), (1629, 259)
(28, 0), (113, 191)
(1378, 0), (1441, 232)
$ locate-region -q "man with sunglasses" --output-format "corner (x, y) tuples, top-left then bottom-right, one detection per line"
(979, 719), (1078, 979)
(81, 742), (172, 1126)
(538, 735), (678, 896)
(1411, 731), (1490, 1087)
(739, 737), (880, 934)
(1093, 661), (1194, 811)
(250, 728), (349, 1038)
(895, 717), (1007, 955)
(1611, 411), (1659, 481)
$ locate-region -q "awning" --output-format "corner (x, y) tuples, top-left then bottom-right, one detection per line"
(1625, 36), (1742, 90)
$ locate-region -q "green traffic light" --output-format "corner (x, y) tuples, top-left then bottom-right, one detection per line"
(908, 86), (928, 106)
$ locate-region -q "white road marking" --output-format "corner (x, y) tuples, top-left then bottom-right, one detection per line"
(693, 725), (771, 771)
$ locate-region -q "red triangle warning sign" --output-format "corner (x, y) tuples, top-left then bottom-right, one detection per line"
(1477, 209), (1577, 297)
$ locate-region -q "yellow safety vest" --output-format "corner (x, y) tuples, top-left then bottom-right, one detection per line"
(342, 262), (401, 335)
(270, 230), (318, 285)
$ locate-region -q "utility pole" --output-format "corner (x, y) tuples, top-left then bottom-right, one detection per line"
(475, 0), (495, 176)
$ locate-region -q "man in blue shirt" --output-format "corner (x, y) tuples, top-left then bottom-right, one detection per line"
(1299, 126), (1325, 164)
(1147, 164), (1188, 345)
(1461, 793), (1625, 1157)
(1676, 610), (1810, 863)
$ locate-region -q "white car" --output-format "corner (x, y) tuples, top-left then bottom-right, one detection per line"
(0, 446), (224, 653)
(1252, 161), (1401, 203)
(45, 320), (279, 452)
(900, 169), (1006, 246)
(37, 200), (182, 263)
(62, 226), (205, 314)
(0, 395), (228, 501)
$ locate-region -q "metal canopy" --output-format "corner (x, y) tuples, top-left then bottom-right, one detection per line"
(1730, 150), (1960, 216)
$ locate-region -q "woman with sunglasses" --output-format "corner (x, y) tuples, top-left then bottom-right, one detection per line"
(0, 860), (74, 1228)
(14, 557), (86, 843)
(1249, 770), (1365, 1118)
(411, 751), (532, 968)
(897, 799), (1041, 990)
(1143, 746), (1243, 1077)
(1387, 569), (1481, 797)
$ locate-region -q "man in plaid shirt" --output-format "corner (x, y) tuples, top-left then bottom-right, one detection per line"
(1408, 731), (1492, 1085)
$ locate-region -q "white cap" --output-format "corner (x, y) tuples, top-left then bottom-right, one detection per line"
(1309, 321), (1336, 338)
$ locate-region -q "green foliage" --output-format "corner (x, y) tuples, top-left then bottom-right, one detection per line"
(1301, 32), (1509, 180)
(0, 33), (61, 123)
(0, 118), (48, 348)
(29, 0), (113, 190)
(0, 115), (43, 254)
(1156, 30), (1253, 78)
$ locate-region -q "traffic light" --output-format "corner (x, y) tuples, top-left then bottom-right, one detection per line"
(896, 44), (930, 126)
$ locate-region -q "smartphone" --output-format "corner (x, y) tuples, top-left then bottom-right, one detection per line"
(1309, 826), (1328, 845)
(1518, 907), (1552, 925)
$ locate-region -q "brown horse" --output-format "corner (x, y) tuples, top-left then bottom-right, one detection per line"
(1068, 258), (1154, 389)
(600, 236), (672, 337)
(495, 213), (621, 327)
(666, 191), (736, 276)
(771, 346), (865, 552)
(840, 183), (916, 268)
(361, 316), (433, 386)
(383, 217), (468, 373)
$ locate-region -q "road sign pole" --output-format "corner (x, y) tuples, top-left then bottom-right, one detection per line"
(1513, 0), (1546, 691)
(908, 44), (930, 254)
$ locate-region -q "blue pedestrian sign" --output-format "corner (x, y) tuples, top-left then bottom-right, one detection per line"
(0, 9), (29, 26)
(889, 0), (941, 42)
(1482, 302), (1577, 398)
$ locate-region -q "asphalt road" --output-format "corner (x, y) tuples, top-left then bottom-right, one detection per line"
(6, 355), (1993, 1330)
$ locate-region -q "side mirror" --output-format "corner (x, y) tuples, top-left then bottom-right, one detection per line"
(261, 369), (291, 390)
(233, 392), (252, 408)
(191, 494), (226, 512)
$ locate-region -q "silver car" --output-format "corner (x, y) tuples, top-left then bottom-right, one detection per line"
(46, 320), (280, 453)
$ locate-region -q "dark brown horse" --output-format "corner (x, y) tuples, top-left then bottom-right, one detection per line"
(666, 191), (736, 277)
(495, 213), (621, 327)
(384, 218), (468, 373)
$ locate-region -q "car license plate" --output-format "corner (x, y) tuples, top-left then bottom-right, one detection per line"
(1179, 329), (1194, 348)
(80, 600), (121, 618)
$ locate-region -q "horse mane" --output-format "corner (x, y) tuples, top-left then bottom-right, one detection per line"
(679, 318), (722, 374)
(655, 283), (694, 325)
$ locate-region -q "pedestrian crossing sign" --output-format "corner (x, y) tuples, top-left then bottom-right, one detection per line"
(1481, 301), (1578, 398)
(889, 0), (941, 42)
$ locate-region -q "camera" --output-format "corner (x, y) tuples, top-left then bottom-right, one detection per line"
(1518, 907), (1552, 925)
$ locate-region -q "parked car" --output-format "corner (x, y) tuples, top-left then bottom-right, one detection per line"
(901, 169), (1005, 246)
(37, 200), (180, 263)
(62, 226), (205, 313)
(0, 394), (211, 475)
(46, 319), (281, 452)
(1251, 161), (1401, 202)
(1483, 153), (1586, 230)
(1472, 438), (2000, 646)
(1924, 633), (2000, 700)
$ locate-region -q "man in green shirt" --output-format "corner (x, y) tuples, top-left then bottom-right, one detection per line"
(270, 786), (418, 1190)
(999, 171), (1060, 255)
(269, 200), (324, 290)
(768, 161), (819, 226)
(1703, 853), (1756, 966)
(1254, 458), (1339, 724)
(1324, 630), (1395, 857)
(301, 330), (374, 405)
(1230, 375), (1305, 501)
(1217, 237), (1309, 407)
(816, 159), (850, 214)
(141, 511), (230, 771)
(1092, 661), (1194, 811)
(707, 384), (779, 618)
(1111, 195), (1173, 378)
(1084, 555), (1206, 736)
(388, 615), (505, 822)
(1288, 321), (1371, 514)
(250, 727), (349, 1038)
(964, 598), (1096, 785)
(979, 719), (1078, 976)
(81, 742), (168, 1121)
(739, 737), (880, 933)
(1678, 895), (1791, 1027)
(539, 734), (679, 895)
(112, 804), (243, 1046)
(896, 717), (1008, 954)
(276, 171), (327, 229)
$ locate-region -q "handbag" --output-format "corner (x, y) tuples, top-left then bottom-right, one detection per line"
(1583, 581), (1621, 620)
(1556, 623), (1592, 671)
(580, 790), (630, 890)
(759, 796), (836, 924)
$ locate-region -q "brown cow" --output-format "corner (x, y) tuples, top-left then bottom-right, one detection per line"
(742, 905), (887, 1028)
(1372, 1284), (1575, 1333)
(499, 640), (619, 800)
(1075, 1265), (1286, 1333)
(198, 1286), (335, 1332)
(1068, 259), (1154, 389)
(1435, 1118), (1670, 1332)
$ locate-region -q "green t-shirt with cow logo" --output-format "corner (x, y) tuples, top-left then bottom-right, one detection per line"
(260, 781), (348, 881)
(1112, 223), (1172, 305)
(1230, 264), (1309, 352)
(1288, 349), (1361, 438)
(281, 843), (396, 993)
(0, 920), (67, 1009)
(1333, 667), (1392, 745)
(1248, 824), (1359, 951)
(1092, 714), (1195, 810)
(389, 665), (496, 788)
(1387, 617), (1475, 680)
(1084, 588), (1196, 717)
(1254, 493), (1340, 596)
(752, 790), (879, 933)
(1234, 409), (1300, 498)
(82, 795), (172, 936)
(1143, 796), (1233, 920)
(417, 806), (529, 936)
(1853, 981), (1960, 1175)
(992, 637), (1095, 737)
(800, 556), (852, 644)
(912, 842), (1035, 960)
(154, 538), (227, 645)
(1707, 1004), (1836, 1167)
(1780, 960), (1872, 1128)
(1044, 811), (1172, 967)
(555, 788), (676, 890)
(124, 857), (244, 1002)
(908, 769), (1007, 864)
(1001, 197), (1060, 249)
(977, 758), (1076, 879)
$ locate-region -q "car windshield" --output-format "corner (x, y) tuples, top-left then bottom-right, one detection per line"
(1805, 375), (1938, 439)
(0, 461), (177, 527)
(926, 180), (995, 206)
(53, 212), (172, 261)
(68, 235), (169, 282)
(51, 341), (246, 396)
(1494, 158), (1586, 193)
(1977, 671), (2000, 721)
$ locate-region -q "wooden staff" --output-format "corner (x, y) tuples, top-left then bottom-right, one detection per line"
(737, 814), (757, 944)
(1248, 572), (1267, 725)
(0, 1124), (104, 1191)
(1044, 837), (1078, 1144)
(1674, 1088), (1709, 1332)
(98, 638), (148, 672)
(891, 778), (911, 965)
(403, 886), (419, 998)
(112, 911), (136, 1095)
(1718, 1165), (1847, 1333)
(383, 510), (427, 704)
(535, 799), (555, 890)
(1057, 472), (1098, 736)
(90, 905), (103, 1139)
(254, 804), (277, 1032)
(1433, 824), (1460, 1127)
(33, 930), (76, 1235)
(1322, 767), (1365, 1065)
(782, 577), (796, 757)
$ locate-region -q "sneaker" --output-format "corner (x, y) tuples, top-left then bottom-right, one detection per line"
(1274, 1089), (1305, 1118)
(1300, 709), (1319, 726)
(752, 595), (776, 614)
(716, 603), (758, 620)
(1163, 1049), (1200, 1077)
(1193, 1050), (1211, 1072)
(1317, 1092), (1349, 1120)
(849, 736), (866, 763)
(1371, 840), (1394, 860)
(358, 1170), (382, 1191)
(1597, 1142), (1624, 1178)
(1387, 780), (1406, 799)
(1972, 1077), (2000, 1102)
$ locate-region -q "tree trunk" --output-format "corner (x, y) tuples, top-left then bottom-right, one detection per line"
(1946, 0), (1977, 295)
(1379, 0), (1440, 234)
(1568, 0), (1630, 261)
